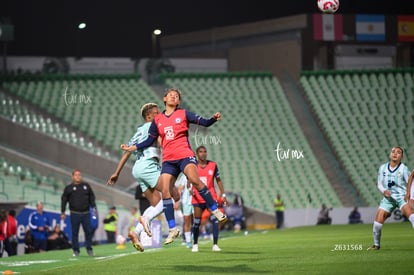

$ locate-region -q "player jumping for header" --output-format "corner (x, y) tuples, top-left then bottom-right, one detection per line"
(121, 88), (227, 245)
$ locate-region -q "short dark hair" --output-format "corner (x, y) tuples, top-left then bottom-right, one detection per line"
(140, 103), (158, 119)
(72, 169), (81, 176)
(196, 145), (207, 153)
(163, 88), (182, 105)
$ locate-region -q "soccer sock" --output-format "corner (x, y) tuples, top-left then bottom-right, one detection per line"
(373, 221), (383, 247)
(134, 223), (144, 236)
(409, 214), (414, 229)
(197, 187), (218, 211)
(192, 218), (201, 244)
(212, 218), (219, 245)
(163, 198), (176, 229)
(185, 231), (192, 243)
(144, 200), (164, 222)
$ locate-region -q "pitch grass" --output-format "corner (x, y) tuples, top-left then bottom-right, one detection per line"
(1, 223), (414, 275)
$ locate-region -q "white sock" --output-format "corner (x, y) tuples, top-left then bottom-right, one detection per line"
(409, 214), (414, 229)
(185, 231), (192, 243)
(142, 199), (164, 222)
(134, 223), (143, 236)
(373, 221), (383, 247)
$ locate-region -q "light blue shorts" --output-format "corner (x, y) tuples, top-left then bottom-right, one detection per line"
(132, 158), (160, 193)
(378, 196), (407, 213)
(181, 202), (193, 216)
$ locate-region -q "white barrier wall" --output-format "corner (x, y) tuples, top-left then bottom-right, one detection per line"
(284, 207), (407, 228)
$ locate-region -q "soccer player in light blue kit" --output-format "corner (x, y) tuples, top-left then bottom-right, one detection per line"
(368, 146), (414, 250)
(177, 173), (193, 248)
(108, 103), (175, 252)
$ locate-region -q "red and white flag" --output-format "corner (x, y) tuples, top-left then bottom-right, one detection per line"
(313, 13), (343, 41)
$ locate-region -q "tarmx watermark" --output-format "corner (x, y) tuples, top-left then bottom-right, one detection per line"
(63, 87), (92, 106)
(193, 128), (222, 147)
(274, 142), (304, 161)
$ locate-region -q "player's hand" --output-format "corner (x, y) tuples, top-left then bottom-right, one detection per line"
(384, 190), (391, 198)
(107, 173), (119, 185)
(60, 214), (65, 220)
(120, 144), (136, 152)
(212, 112), (221, 121)
(404, 193), (410, 202)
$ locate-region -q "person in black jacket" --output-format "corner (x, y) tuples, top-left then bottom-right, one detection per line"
(61, 169), (96, 257)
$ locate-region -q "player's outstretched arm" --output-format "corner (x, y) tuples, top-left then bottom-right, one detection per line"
(107, 151), (131, 185)
(186, 110), (221, 127)
(120, 144), (137, 152)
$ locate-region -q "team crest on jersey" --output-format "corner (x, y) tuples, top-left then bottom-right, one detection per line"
(73, 186), (77, 191)
(164, 126), (174, 140)
(175, 117), (182, 124)
(83, 185), (87, 190)
(208, 169), (213, 175)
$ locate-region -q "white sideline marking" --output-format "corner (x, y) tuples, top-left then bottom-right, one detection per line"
(0, 260), (60, 267)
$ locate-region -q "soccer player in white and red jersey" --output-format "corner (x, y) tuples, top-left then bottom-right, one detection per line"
(121, 88), (227, 245)
(191, 146), (227, 252)
(368, 146), (414, 250)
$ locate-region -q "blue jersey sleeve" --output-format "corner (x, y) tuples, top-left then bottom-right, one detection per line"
(186, 110), (216, 127)
(214, 164), (220, 179)
(134, 121), (158, 150)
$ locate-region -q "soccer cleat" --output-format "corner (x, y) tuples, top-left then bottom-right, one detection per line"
(186, 242), (193, 249)
(212, 244), (221, 252)
(72, 251), (80, 257)
(191, 244), (199, 252)
(140, 216), (152, 237)
(87, 250), (94, 256)
(212, 209), (227, 224)
(367, 245), (380, 250)
(128, 231), (144, 252)
(164, 227), (181, 245)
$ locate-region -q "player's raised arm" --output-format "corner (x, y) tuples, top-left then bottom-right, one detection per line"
(107, 151), (132, 185)
(186, 110), (221, 127)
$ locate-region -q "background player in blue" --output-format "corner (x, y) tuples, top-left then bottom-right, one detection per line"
(368, 146), (414, 250)
(28, 202), (50, 252)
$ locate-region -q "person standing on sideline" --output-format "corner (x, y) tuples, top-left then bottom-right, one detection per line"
(191, 146), (227, 252)
(368, 146), (414, 250)
(348, 207), (363, 224)
(4, 209), (18, 256)
(103, 206), (118, 244)
(61, 169), (96, 256)
(274, 194), (284, 229)
(28, 202), (50, 252)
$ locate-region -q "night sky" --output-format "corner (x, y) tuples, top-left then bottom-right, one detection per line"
(0, 0), (412, 58)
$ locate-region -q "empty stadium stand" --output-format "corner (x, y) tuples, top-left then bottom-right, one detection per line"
(162, 72), (342, 212)
(300, 68), (414, 206)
